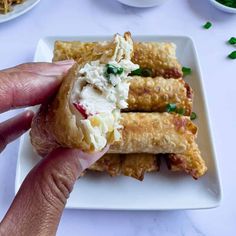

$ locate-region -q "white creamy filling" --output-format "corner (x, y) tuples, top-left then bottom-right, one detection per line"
(81, 110), (121, 151)
(112, 34), (133, 61)
(70, 49), (138, 150)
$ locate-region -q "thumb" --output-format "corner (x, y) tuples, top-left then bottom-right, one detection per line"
(0, 147), (108, 236)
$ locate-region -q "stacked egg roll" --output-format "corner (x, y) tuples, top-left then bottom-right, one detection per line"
(127, 76), (192, 115)
(89, 154), (160, 181)
(53, 40), (183, 79)
(52, 37), (207, 180)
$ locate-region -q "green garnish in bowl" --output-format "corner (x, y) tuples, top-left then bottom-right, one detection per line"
(203, 21), (212, 29)
(216, 0), (236, 8)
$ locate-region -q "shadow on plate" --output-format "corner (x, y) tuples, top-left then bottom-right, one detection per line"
(187, 0), (236, 21)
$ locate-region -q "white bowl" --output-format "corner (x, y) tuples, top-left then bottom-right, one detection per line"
(117, 0), (168, 8)
(209, 0), (236, 13)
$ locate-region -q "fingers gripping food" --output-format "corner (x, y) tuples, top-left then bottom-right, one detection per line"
(30, 33), (139, 156)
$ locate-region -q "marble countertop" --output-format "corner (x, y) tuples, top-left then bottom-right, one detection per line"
(0, 0), (235, 235)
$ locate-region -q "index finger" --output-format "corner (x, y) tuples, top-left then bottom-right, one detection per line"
(0, 61), (74, 113)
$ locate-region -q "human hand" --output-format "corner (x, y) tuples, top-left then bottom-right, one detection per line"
(0, 62), (109, 236)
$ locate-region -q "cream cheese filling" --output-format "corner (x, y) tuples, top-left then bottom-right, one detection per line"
(70, 58), (138, 151)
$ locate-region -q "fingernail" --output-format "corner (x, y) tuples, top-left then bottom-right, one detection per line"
(54, 60), (75, 65)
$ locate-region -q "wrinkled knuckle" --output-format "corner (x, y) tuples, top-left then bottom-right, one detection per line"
(37, 165), (76, 209)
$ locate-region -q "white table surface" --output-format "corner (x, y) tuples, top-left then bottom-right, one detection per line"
(0, 0), (235, 235)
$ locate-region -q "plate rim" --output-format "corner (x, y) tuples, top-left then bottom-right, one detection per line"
(16, 34), (222, 210)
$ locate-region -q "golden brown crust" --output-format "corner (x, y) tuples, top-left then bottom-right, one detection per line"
(126, 76), (193, 115)
(53, 40), (182, 79)
(109, 112), (198, 154)
(132, 42), (183, 78)
(89, 153), (160, 181)
(53, 32), (133, 64)
(30, 64), (90, 156)
(89, 154), (121, 176)
(165, 143), (207, 179)
(121, 153), (160, 181)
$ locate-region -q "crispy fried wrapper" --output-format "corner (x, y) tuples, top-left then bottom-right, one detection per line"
(110, 112), (198, 154)
(127, 76), (193, 115)
(132, 42), (183, 78)
(88, 150), (206, 180)
(109, 112), (207, 178)
(30, 33), (134, 156)
(89, 153), (160, 181)
(165, 142), (207, 179)
(53, 40), (182, 79)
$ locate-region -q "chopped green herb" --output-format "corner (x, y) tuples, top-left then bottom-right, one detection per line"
(106, 64), (124, 75)
(228, 51), (236, 59)
(166, 103), (177, 113)
(216, 0), (236, 8)
(130, 68), (142, 76)
(203, 21), (212, 29)
(228, 37), (236, 45)
(130, 68), (153, 77)
(190, 112), (197, 120)
(182, 67), (192, 76)
(176, 108), (186, 116)
(141, 68), (153, 77)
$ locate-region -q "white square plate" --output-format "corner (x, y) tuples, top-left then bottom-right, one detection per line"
(15, 35), (222, 210)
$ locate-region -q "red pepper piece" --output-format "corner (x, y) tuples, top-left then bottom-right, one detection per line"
(73, 102), (88, 119)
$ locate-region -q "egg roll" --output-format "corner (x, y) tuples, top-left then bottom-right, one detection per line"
(127, 76), (193, 115)
(165, 142), (207, 179)
(30, 33), (139, 156)
(89, 153), (160, 181)
(110, 112), (198, 154)
(89, 154), (122, 177)
(53, 41), (182, 79)
(132, 42), (183, 78)
(89, 151), (206, 179)
(121, 153), (160, 180)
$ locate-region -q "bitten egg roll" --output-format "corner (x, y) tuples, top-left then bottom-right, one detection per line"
(127, 76), (193, 115)
(53, 41), (182, 79)
(30, 33), (139, 156)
